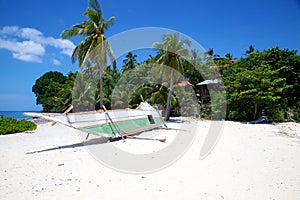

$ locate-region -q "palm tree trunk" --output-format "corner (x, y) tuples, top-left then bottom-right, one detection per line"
(253, 102), (258, 120)
(99, 40), (105, 110)
(99, 72), (103, 109)
(165, 69), (174, 121)
(112, 60), (117, 73)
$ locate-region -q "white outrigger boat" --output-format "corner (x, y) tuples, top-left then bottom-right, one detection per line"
(23, 102), (167, 142)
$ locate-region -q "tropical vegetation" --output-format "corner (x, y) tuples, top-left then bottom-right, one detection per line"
(221, 46), (300, 122)
(32, 0), (300, 122)
(153, 33), (191, 120)
(0, 116), (37, 135)
(32, 71), (68, 112)
(62, 0), (116, 109)
(32, 45), (300, 122)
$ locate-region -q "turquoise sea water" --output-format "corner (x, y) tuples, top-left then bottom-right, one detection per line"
(0, 111), (35, 120)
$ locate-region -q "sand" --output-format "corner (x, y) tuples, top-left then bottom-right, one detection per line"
(0, 119), (300, 200)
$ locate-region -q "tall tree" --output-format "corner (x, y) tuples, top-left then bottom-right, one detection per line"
(205, 48), (214, 59)
(239, 46), (300, 107)
(204, 48), (220, 60)
(183, 49), (203, 85)
(154, 33), (190, 121)
(52, 71), (78, 111)
(121, 52), (138, 73)
(224, 53), (233, 60)
(245, 45), (255, 55)
(224, 65), (288, 121)
(62, 0), (115, 109)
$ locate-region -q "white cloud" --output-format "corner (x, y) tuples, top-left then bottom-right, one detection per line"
(53, 59), (61, 66)
(0, 26), (19, 35)
(20, 27), (43, 41)
(46, 37), (75, 56)
(0, 39), (44, 63)
(13, 53), (42, 63)
(0, 26), (75, 63)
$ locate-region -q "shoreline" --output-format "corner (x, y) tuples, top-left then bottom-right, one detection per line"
(0, 119), (300, 199)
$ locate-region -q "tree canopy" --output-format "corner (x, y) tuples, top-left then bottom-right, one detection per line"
(33, 45), (300, 122)
(221, 46), (299, 121)
(32, 0), (300, 122)
(32, 71), (67, 112)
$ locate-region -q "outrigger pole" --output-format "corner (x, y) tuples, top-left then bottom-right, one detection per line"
(51, 105), (73, 126)
(85, 105), (126, 141)
(102, 105), (126, 142)
(153, 106), (168, 128)
(125, 135), (166, 142)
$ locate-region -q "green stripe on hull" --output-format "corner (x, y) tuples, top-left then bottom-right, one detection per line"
(80, 117), (162, 136)
(153, 117), (163, 124)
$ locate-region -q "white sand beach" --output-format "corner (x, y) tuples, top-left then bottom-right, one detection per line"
(1, 119), (300, 200)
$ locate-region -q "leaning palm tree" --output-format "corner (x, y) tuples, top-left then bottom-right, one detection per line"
(154, 33), (190, 121)
(62, 0), (115, 109)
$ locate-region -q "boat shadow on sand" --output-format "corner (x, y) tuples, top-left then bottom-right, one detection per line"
(26, 137), (116, 155)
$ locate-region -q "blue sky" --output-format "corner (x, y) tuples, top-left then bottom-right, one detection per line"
(0, 0), (299, 111)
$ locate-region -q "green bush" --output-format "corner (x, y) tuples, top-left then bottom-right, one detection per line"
(266, 108), (285, 122)
(290, 101), (300, 122)
(0, 116), (37, 135)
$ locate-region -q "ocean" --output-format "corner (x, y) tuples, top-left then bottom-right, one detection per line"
(0, 111), (37, 120)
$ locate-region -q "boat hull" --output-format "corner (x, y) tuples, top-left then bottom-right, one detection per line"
(24, 103), (164, 137)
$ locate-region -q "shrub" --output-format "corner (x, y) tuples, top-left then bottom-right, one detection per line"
(266, 108), (285, 122)
(289, 101), (300, 122)
(0, 116), (37, 135)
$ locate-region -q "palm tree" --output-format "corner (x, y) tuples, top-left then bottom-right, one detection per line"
(121, 52), (138, 73)
(245, 45), (255, 55)
(205, 48), (220, 60)
(62, 0), (115, 109)
(190, 49), (201, 66)
(205, 48), (214, 58)
(224, 53), (233, 60)
(154, 33), (190, 121)
(185, 49), (203, 83)
(55, 71), (78, 110)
